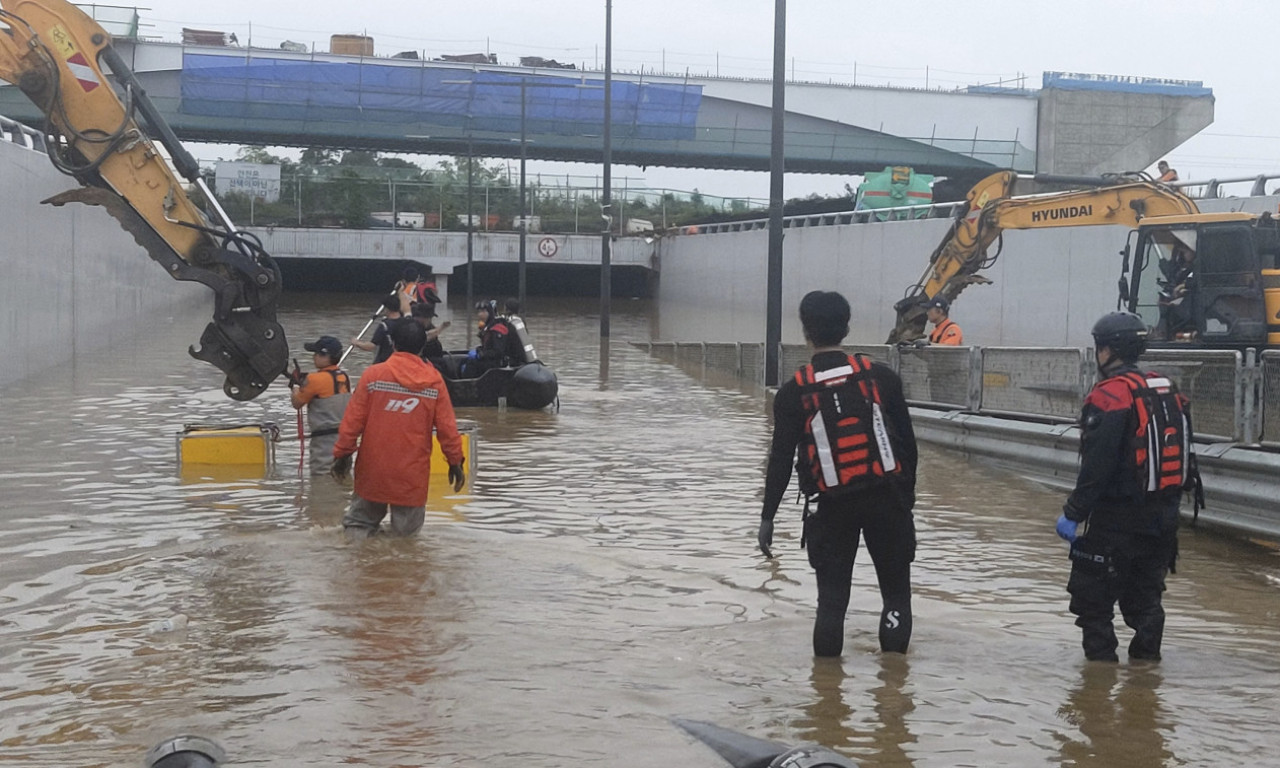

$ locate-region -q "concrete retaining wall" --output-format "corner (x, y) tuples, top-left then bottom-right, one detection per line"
(655, 195), (1280, 347)
(0, 137), (205, 385)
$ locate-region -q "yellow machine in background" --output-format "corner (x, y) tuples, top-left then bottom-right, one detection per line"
(0, 0), (287, 398)
(889, 170), (1280, 348)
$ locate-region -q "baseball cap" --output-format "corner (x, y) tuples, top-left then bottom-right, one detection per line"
(303, 335), (342, 359)
(923, 295), (950, 312)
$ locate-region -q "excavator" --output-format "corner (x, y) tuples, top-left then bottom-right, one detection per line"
(0, 0), (286, 399)
(887, 169), (1280, 349)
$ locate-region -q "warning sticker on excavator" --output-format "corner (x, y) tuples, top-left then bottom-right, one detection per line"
(48, 25), (100, 93)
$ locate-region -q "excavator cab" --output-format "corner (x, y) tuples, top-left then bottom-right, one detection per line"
(1127, 214), (1277, 347)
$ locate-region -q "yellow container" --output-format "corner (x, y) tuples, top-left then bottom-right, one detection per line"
(177, 424), (275, 469)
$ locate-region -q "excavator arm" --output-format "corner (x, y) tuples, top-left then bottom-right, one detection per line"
(886, 170), (1200, 344)
(0, 0), (286, 399)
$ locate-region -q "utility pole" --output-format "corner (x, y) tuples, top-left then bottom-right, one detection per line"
(600, 0), (613, 344)
(765, 0), (786, 387)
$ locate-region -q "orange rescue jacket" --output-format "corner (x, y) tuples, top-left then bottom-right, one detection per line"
(333, 352), (464, 506)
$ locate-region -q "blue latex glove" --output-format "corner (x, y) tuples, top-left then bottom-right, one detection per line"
(467, 348), (479, 360)
(1056, 513), (1079, 543)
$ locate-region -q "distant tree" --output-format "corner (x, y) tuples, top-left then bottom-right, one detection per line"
(339, 150), (379, 166)
(300, 147), (338, 166)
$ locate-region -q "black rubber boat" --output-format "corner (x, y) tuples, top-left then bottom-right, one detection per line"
(438, 314), (558, 409)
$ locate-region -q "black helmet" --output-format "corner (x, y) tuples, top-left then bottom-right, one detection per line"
(1091, 311), (1147, 360)
(475, 299), (497, 316)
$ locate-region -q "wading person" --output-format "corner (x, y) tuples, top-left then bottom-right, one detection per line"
(1057, 311), (1200, 662)
(288, 336), (351, 476)
(332, 320), (466, 539)
(758, 290), (919, 657)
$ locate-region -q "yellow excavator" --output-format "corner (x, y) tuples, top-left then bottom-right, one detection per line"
(0, 0), (286, 399)
(887, 169), (1280, 348)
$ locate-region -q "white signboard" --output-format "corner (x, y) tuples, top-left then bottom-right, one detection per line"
(215, 161), (281, 202)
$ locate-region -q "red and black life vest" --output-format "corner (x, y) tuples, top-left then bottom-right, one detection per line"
(795, 354), (902, 498)
(1113, 371), (1191, 497)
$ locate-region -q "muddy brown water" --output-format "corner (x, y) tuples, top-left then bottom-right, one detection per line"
(1, 295), (1278, 767)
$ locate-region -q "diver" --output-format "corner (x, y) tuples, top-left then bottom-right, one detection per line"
(463, 300), (512, 377)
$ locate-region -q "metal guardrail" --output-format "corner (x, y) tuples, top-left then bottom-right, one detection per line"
(0, 115), (44, 151)
(641, 341), (1274, 445)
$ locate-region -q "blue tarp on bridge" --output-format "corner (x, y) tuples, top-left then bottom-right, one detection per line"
(180, 53), (703, 140)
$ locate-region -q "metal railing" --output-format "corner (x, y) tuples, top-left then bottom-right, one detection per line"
(682, 172), (1280, 236)
(639, 341), (1278, 445)
(0, 115), (44, 151)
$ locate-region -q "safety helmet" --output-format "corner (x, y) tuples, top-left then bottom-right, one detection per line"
(1091, 311), (1147, 360)
(475, 299), (497, 317)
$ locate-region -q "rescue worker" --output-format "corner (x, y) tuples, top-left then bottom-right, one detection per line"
(412, 265), (442, 313)
(502, 298), (533, 364)
(925, 296), (963, 345)
(410, 301), (451, 363)
(464, 300), (511, 376)
(394, 266), (420, 316)
(350, 295), (405, 364)
(1156, 160), (1179, 183)
(1057, 311), (1199, 662)
(1156, 246), (1196, 338)
(758, 290), (919, 658)
(331, 320), (466, 539)
(288, 335), (351, 476)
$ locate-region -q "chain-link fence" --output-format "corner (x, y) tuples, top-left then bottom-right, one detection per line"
(979, 348), (1092, 421)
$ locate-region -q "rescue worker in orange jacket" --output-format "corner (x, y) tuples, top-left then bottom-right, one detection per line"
(288, 335), (351, 476)
(925, 296), (963, 345)
(1057, 311), (1198, 662)
(758, 290), (919, 658)
(331, 320), (466, 539)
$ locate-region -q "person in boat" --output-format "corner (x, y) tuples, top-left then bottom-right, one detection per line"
(331, 320), (466, 539)
(463, 300), (512, 377)
(394, 266), (420, 316)
(287, 335), (352, 476)
(411, 302), (451, 366)
(411, 264), (442, 314)
(350, 295), (406, 364)
(502, 298), (533, 364)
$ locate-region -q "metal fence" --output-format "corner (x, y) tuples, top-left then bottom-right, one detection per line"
(1138, 350), (1242, 443)
(1262, 351), (1280, 447)
(638, 341), (1278, 444)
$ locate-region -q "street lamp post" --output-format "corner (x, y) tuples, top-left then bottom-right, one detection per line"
(518, 79), (528, 309)
(466, 139), (475, 347)
(601, 0), (613, 346)
(765, 0), (786, 387)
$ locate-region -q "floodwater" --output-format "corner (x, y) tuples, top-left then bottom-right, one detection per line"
(2, 295), (1279, 768)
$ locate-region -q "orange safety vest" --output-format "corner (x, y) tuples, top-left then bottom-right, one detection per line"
(929, 318), (963, 345)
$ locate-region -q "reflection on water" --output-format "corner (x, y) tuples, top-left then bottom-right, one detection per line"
(1, 295), (1279, 767)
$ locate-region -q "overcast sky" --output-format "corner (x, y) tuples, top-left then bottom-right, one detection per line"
(125, 0), (1280, 200)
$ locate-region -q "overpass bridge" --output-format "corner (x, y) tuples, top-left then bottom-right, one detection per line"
(0, 35), (1214, 179)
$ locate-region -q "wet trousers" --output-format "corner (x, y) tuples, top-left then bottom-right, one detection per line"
(1067, 530), (1174, 661)
(342, 494), (426, 540)
(803, 492), (916, 657)
(309, 432), (338, 476)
